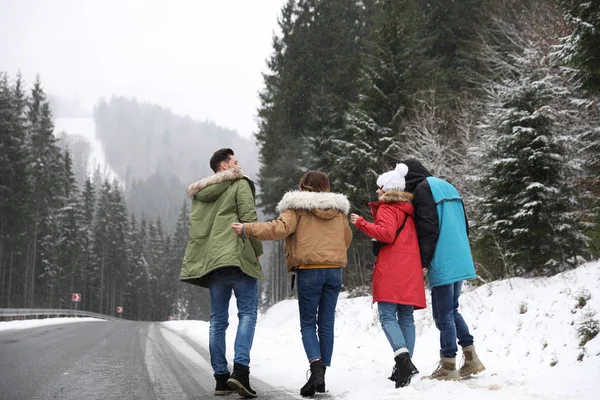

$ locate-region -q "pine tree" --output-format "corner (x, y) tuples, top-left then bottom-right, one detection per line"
(26, 75), (62, 307)
(477, 48), (585, 275)
(302, 0), (366, 172)
(418, 0), (487, 92)
(136, 216), (151, 319)
(80, 176), (95, 310)
(126, 213), (149, 320)
(0, 73), (32, 306)
(0, 73), (32, 307)
(170, 201), (191, 319)
(92, 180), (111, 314)
(556, 0), (600, 94)
(146, 219), (168, 320)
(161, 233), (176, 318)
(554, 0), (600, 255)
(107, 180), (129, 316)
(579, 114), (600, 256)
(256, 0), (310, 214)
(55, 150), (84, 307)
(330, 0), (426, 211)
(256, 0), (366, 214)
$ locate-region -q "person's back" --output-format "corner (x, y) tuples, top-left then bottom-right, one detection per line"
(402, 159), (485, 382)
(181, 167), (263, 285)
(180, 148), (263, 398)
(350, 163), (425, 389)
(250, 189), (351, 271)
(423, 176), (475, 288)
(233, 171), (352, 397)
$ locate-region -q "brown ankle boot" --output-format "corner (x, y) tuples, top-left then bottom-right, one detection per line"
(427, 356), (460, 381)
(459, 345), (486, 378)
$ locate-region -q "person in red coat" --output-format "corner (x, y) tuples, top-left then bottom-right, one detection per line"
(350, 163), (426, 389)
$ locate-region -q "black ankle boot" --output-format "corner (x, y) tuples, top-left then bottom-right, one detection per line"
(315, 365), (326, 393)
(227, 363), (257, 398)
(300, 359), (326, 397)
(392, 353), (419, 388)
(214, 372), (235, 396)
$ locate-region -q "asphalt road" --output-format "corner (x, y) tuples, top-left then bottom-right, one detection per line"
(0, 320), (297, 400)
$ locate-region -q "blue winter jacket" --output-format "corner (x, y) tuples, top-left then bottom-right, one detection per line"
(402, 159), (476, 289)
(426, 177), (476, 288)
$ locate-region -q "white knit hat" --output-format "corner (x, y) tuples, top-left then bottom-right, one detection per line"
(377, 163), (409, 192)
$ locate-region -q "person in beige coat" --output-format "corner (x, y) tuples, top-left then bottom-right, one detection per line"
(232, 171), (352, 397)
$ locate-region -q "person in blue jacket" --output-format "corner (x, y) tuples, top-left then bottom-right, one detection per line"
(402, 159), (485, 381)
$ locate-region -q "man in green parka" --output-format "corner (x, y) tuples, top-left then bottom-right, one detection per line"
(180, 148), (263, 398)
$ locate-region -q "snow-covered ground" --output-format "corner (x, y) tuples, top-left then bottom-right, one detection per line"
(53, 117), (119, 181)
(0, 317), (104, 332)
(165, 260), (600, 400)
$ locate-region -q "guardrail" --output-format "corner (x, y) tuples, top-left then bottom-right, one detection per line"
(0, 308), (117, 321)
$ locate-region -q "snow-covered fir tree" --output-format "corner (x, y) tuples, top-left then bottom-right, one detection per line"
(79, 177), (95, 310)
(554, 0), (600, 256)
(555, 0), (600, 94)
(55, 150), (84, 305)
(92, 181), (111, 314)
(330, 0), (424, 212)
(27, 76), (63, 307)
(477, 47), (586, 276)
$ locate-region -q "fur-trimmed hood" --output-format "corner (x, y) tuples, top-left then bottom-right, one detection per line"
(379, 190), (414, 204)
(187, 168), (245, 198)
(276, 191), (350, 219)
(368, 190), (414, 219)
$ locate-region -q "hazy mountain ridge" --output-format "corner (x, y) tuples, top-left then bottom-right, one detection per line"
(93, 96), (260, 185)
(89, 96), (261, 229)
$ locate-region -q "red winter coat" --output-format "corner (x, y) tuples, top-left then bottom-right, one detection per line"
(355, 190), (426, 309)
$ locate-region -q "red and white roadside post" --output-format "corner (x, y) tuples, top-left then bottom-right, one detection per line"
(72, 293), (82, 310)
(117, 306), (124, 319)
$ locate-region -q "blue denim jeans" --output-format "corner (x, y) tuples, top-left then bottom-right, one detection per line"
(431, 280), (474, 358)
(208, 267), (258, 375)
(377, 302), (416, 356)
(296, 268), (342, 367)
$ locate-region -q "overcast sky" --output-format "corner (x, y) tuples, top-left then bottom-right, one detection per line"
(0, 0), (286, 138)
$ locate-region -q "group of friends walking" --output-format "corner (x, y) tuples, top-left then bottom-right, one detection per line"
(179, 148), (486, 398)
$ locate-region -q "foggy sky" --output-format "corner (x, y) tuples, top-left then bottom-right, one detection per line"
(0, 0), (286, 138)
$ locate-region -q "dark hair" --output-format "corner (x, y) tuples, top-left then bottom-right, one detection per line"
(299, 171), (330, 193)
(210, 148), (234, 172)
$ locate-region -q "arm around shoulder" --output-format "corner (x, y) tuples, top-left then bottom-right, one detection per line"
(245, 209), (299, 241)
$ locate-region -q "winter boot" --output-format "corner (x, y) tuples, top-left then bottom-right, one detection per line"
(388, 356), (419, 382)
(300, 359), (326, 397)
(389, 363), (420, 382)
(227, 363), (257, 398)
(390, 353), (419, 388)
(315, 365), (326, 393)
(214, 372), (235, 396)
(459, 345), (486, 378)
(426, 356), (460, 381)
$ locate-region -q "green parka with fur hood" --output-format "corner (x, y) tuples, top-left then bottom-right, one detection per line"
(180, 168), (264, 287)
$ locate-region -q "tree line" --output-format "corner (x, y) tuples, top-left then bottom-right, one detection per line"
(2, 0), (598, 314)
(256, 0), (600, 300)
(0, 74), (210, 320)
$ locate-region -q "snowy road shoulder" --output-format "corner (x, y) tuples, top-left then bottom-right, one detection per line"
(0, 317), (104, 332)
